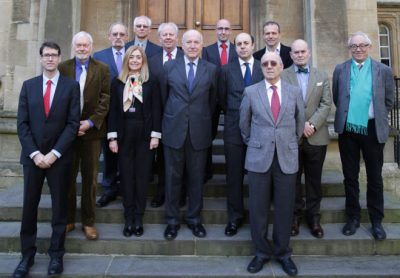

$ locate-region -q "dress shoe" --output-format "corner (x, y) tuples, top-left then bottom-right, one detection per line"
(291, 217), (300, 236)
(133, 225), (144, 237)
(342, 219), (360, 236)
(277, 257), (298, 277)
(164, 224), (180, 240)
(82, 225), (98, 240)
(13, 256), (34, 278)
(123, 222), (134, 237)
(66, 223), (75, 233)
(150, 195), (165, 208)
(187, 223), (207, 238)
(247, 256), (270, 273)
(48, 257), (63, 275)
(224, 221), (242, 237)
(96, 193), (116, 207)
(309, 222), (324, 238)
(371, 223), (386, 241)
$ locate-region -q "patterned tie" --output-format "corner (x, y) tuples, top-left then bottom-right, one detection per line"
(79, 65), (87, 112)
(220, 42), (227, 66)
(358, 63), (363, 70)
(187, 62), (195, 93)
(116, 51), (122, 73)
(167, 52), (172, 61)
(243, 63), (252, 87)
(270, 85), (280, 122)
(43, 80), (51, 118)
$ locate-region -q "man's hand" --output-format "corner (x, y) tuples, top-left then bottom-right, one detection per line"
(150, 138), (159, 150)
(303, 121), (315, 138)
(78, 120), (91, 136)
(43, 152), (57, 166)
(33, 153), (50, 169)
(109, 140), (118, 153)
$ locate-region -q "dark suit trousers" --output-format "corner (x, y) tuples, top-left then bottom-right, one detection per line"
(21, 161), (71, 259)
(119, 119), (153, 224)
(248, 154), (296, 259)
(294, 140), (327, 223)
(67, 138), (102, 225)
(101, 136), (119, 195)
(338, 119), (385, 223)
(164, 135), (207, 225)
(224, 142), (246, 223)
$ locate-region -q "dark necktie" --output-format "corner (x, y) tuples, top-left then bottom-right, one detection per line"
(116, 51), (122, 73)
(297, 67), (309, 73)
(44, 80), (51, 118)
(220, 42), (227, 66)
(270, 85), (280, 122)
(167, 52), (172, 61)
(243, 62), (252, 87)
(358, 64), (363, 70)
(187, 62), (195, 93)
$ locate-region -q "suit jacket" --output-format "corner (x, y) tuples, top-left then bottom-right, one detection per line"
(202, 42), (238, 70)
(149, 48), (184, 83)
(17, 75), (81, 165)
(108, 78), (161, 140)
(93, 47), (120, 81)
(59, 57), (110, 140)
(253, 43), (293, 69)
(125, 39), (162, 58)
(219, 59), (264, 144)
(332, 58), (394, 143)
(161, 57), (218, 150)
(281, 65), (332, 146)
(239, 80), (305, 174)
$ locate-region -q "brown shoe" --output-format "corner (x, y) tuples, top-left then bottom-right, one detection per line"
(309, 222), (324, 238)
(291, 217), (300, 236)
(66, 223), (75, 233)
(82, 225), (98, 240)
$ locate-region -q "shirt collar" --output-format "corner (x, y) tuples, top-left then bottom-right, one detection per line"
(43, 71), (60, 84)
(112, 47), (125, 55)
(294, 64), (310, 73)
(164, 48), (178, 57)
(218, 40), (230, 48)
(238, 56), (254, 66)
(184, 55), (199, 66)
(265, 79), (281, 89)
(75, 57), (90, 69)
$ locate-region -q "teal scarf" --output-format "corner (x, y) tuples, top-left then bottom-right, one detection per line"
(346, 57), (373, 135)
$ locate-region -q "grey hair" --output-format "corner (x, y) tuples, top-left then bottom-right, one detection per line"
(157, 22), (179, 37)
(182, 29), (203, 44)
(108, 22), (128, 35)
(134, 15), (152, 27)
(348, 31), (372, 47)
(72, 31), (93, 47)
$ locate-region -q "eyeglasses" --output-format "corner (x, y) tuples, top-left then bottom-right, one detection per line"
(135, 24), (149, 29)
(41, 54), (60, 59)
(217, 27), (230, 31)
(261, 60), (278, 67)
(111, 32), (127, 37)
(349, 44), (369, 50)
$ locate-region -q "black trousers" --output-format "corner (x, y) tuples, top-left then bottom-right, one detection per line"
(119, 119), (153, 224)
(20, 161), (71, 259)
(294, 140), (327, 223)
(224, 142), (246, 224)
(248, 154), (296, 259)
(164, 136), (207, 225)
(338, 119), (385, 223)
(101, 136), (119, 196)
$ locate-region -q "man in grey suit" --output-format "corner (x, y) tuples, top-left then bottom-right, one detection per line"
(333, 32), (394, 240)
(161, 29), (217, 240)
(281, 39), (332, 238)
(219, 33), (263, 236)
(240, 52), (304, 276)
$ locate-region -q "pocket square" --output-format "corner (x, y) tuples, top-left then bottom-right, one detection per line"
(316, 82), (323, 86)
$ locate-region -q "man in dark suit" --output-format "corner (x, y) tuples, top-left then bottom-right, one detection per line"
(162, 29), (217, 240)
(93, 22), (128, 207)
(253, 21), (293, 69)
(333, 32), (394, 241)
(282, 39), (332, 239)
(59, 31), (110, 240)
(240, 52), (304, 276)
(202, 19), (238, 182)
(148, 22), (185, 208)
(125, 15), (162, 58)
(218, 33), (263, 236)
(14, 42), (80, 278)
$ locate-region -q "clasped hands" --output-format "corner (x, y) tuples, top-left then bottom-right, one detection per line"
(33, 152), (57, 169)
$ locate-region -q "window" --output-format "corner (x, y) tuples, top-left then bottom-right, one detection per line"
(379, 24), (391, 67)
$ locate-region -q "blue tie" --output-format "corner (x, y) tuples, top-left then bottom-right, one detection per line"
(244, 62), (252, 87)
(187, 62), (195, 93)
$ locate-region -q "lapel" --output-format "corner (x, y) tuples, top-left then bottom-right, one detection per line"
(107, 48), (119, 75)
(305, 67), (317, 104)
(257, 81), (275, 123)
(228, 42), (236, 62)
(276, 81), (289, 125)
(344, 60), (352, 96)
(63, 59), (76, 78)
(48, 75), (64, 118)
(286, 65), (300, 87)
(190, 58), (206, 96)
(231, 59), (244, 89)
(176, 57), (188, 87)
(35, 76), (47, 120)
(251, 61), (263, 84)
(371, 59), (379, 100)
(84, 57), (96, 92)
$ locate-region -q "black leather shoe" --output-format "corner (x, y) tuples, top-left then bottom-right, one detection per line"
(224, 222), (242, 237)
(371, 223), (386, 241)
(150, 195), (165, 208)
(247, 256), (270, 273)
(342, 219), (360, 236)
(48, 257), (63, 276)
(164, 224), (180, 240)
(277, 257), (298, 277)
(123, 222), (134, 237)
(133, 225), (144, 237)
(13, 256), (34, 278)
(96, 193), (116, 207)
(291, 217), (300, 236)
(309, 222), (324, 239)
(187, 223), (207, 238)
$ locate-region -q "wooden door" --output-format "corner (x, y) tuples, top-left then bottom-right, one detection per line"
(137, 0), (249, 46)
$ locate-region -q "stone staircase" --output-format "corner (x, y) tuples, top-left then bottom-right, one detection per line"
(1, 129), (400, 277)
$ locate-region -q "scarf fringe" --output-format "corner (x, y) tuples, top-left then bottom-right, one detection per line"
(346, 122), (368, 135)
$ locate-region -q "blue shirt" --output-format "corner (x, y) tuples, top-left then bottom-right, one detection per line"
(294, 64), (310, 100)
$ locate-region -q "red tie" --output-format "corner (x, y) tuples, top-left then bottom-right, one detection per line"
(220, 42), (227, 66)
(167, 52), (172, 61)
(44, 80), (51, 118)
(270, 85), (280, 122)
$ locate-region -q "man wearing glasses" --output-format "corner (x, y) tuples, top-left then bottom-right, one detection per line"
(333, 32), (394, 241)
(126, 15), (162, 58)
(239, 52), (304, 276)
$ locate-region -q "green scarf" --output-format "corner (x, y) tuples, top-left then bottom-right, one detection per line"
(346, 57), (372, 135)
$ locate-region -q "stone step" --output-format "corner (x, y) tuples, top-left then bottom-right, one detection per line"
(1, 253), (399, 277)
(1, 222), (400, 256)
(1, 187), (400, 224)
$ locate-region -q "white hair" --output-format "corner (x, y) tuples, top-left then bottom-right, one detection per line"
(182, 29), (203, 44)
(72, 31), (93, 47)
(157, 22), (179, 37)
(134, 15), (152, 27)
(348, 31), (372, 47)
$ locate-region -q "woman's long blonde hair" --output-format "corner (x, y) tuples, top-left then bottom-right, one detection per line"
(118, 45), (149, 83)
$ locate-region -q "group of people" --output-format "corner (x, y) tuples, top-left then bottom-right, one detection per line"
(13, 14), (394, 278)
